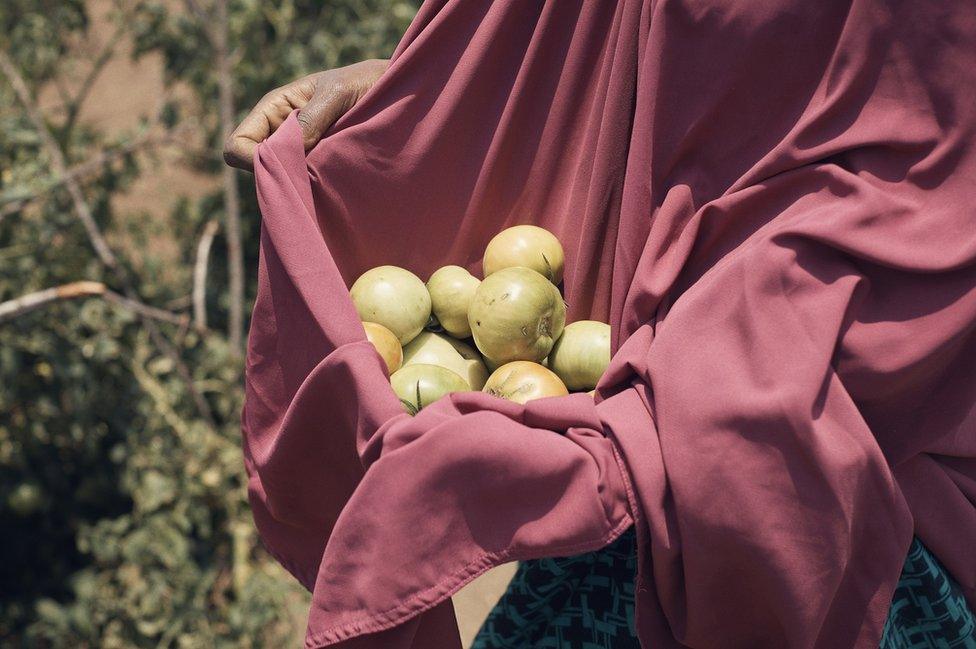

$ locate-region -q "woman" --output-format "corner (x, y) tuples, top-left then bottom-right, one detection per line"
(227, 1), (976, 647)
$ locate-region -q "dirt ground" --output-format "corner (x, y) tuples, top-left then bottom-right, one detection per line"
(453, 563), (519, 647)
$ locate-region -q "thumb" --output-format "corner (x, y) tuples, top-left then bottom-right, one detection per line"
(296, 81), (356, 151)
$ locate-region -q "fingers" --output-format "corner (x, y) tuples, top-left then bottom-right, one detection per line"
(296, 73), (356, 151)
(223, 60), (390, 171)
(295, 60), (389, 151)
(223, 79), (315, 172)
(223, 134), (258, 172)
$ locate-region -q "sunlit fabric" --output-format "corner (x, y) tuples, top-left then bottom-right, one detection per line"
(244, 0), (976, 647)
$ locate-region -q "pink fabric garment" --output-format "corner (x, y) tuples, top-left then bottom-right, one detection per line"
(242, 0), (976, 647)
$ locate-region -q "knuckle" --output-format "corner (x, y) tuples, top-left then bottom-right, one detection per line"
(315, 81), (346, 106)
(262, 86), (283, 102)
(296, 112), (315, 137)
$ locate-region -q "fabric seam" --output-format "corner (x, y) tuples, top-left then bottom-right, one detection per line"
(305, 516), (634, 647)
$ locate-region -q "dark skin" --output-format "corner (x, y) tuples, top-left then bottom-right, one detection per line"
(223, 59), (388, 172)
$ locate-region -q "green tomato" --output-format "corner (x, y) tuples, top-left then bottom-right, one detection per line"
(390, 363), (470, 414)
(547, 320), (611, 391)
(468, 267), (565, 365)
(351, 266), (431, 345)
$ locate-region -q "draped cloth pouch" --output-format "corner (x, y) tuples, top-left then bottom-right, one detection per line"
(244, 1), (976, 648)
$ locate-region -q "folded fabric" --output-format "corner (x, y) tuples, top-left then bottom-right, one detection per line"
(243, 1), (976, 647)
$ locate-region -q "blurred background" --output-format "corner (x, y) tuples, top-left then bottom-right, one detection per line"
(0, 1), (419, 646)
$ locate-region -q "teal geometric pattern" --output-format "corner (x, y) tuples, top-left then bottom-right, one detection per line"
(474, 529), (976, 649)
(472, 529), (639, 649)
(881, 538), (976, 649)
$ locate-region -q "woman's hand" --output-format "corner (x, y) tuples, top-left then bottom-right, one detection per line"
(223, 59), (389, 171)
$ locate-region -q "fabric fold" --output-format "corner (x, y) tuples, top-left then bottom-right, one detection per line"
(243, 0), (976, 647)
(247, 110), (638, 648)
(307, 389), (637, 645)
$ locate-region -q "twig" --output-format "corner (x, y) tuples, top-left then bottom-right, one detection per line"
(0, 50), (218, 429)
(183, 0), (213, 34)
(102, 290), (188, 326)
(1, 84), (184, 222)
(184, 0), (206, 20)
(165, 294), (193, 310)
(0, 281), (187, 326)
(130, 344), (193, 440)
(231, 520), (253, 597)
(193, 219), (220, 330)
(0, 131), (162, 218)
(0, 281), (105, 322)
(0, 51), (119, 269)
(214, 0), (245, 357)
(63, 20), (126, 135)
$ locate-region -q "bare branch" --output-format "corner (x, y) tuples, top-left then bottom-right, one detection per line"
(193, 220), (220, 330)
(2, 83), (189, 222)
(0, 281), (187, 326)
(63, 19), (126, 135)
(165, 294), (193, 310)
(214, 0), (245, 357)
(0, 50), (120, 270)
(183, 0), (213, 34)
(0, 131), (162, 218)
(0, 50), (218, 429)
(0, 281), (106, 323)
(102, 290), (189, 326)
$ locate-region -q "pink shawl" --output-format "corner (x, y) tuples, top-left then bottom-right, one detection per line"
(243, 0), (976, 647)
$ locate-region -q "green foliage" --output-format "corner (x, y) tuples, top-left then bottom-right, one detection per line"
(1, 1), (88, 81)
(0, 0), (417, 646)
(129, 0), (420, 334)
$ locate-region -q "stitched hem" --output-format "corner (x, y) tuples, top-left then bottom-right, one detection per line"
(609, 438), (640, 526)
(305, 516), (634, 647)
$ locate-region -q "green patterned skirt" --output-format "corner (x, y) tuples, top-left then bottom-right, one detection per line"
(473, 529), (976, 649)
